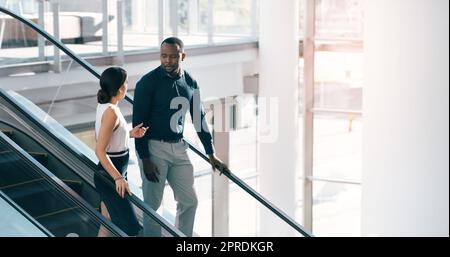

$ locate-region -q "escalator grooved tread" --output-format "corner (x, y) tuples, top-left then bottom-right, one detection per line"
(1, 177), (83, 219)
(0, 130), (14, 137)
(0, 178), (43, 190)
(28, 152), (48, 158)
(36, 206), (94, 237)
(1, 123), (100, 237)
(34, 206), (80, 220)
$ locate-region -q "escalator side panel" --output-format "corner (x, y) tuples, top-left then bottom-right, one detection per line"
(0, 132), (126, 237)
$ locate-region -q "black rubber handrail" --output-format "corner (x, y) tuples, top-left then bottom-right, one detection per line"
(0, 6), (312, 237)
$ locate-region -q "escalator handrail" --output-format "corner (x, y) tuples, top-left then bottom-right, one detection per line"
(0, 7), (185, 237)
(0, 6), (312, 237)
(0, 89), (185, 237)
(0, 91), (185, 237)
(0, 7), (134, 104)
(187, 143), (312, 237)
(0, 131), (128, 237)
(0, 190), (54, 237)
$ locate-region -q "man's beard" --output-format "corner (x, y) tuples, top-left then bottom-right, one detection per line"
(166, 66), (181, 78)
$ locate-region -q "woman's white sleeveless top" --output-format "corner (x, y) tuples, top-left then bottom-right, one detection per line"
(95, 103), (129, 156)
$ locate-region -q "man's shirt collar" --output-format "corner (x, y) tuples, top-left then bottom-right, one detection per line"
(158, 65), (184, 80)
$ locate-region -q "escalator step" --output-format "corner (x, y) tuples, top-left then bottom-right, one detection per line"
(0, 130), (14, 137)
(28, 152), (48, 167)
(0, 150), (70, 188)
(1, 178), (83, 199)
(0, 132), (48, 167)
(61, 179), (83, 194)
(0, 153), (41, 187)
(36, 207), (95, 237)
(1, 178), (84, 217)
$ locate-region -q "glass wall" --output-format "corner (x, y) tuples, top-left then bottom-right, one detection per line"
(300, 0), (364, 236)
(121, 0), (160, 50)
(0, 0), (41, 65)
(312, 181), (361, 236)
(1, 0), (259, 68)
(212, 0), (254, 43)
(315, 0), (363, 40)
(313, 0), (363, 236)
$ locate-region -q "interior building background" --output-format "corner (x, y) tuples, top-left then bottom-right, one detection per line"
(0, 0), (448, 237)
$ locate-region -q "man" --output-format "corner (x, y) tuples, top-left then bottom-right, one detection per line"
(133, 37), (226, 237)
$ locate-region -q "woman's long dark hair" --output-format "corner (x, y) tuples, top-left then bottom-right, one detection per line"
(97, 67), (127, 104)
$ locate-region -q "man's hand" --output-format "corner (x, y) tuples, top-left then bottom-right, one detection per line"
(208, 154), (228, 175)
(142, 158), (160, 182)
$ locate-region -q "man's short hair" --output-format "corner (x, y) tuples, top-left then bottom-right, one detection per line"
(161, 37), (184, 52)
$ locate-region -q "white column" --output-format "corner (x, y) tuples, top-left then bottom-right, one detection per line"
(188, 0), (198, 35)
(363, 0), (449, 236)
(212, 98), (232, 237)
(51, 0), (61, 73)
(207, 0), (214, 45)
(251, 0), (258, 39)
(258, 0), (299, 236)
(133, 0), (145, 32)
(101, 0), (108, 55)
(302, 0), (315, 232)
(158, 0), (165, 44)
(38, 0), (45, 59)
(170, 0), (178, 36)
(116, 0), (124, 65)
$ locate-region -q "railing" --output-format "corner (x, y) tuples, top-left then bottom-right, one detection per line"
(0, 0), (259, 69)
(0, 85), (185, 237)
(0, 131), (127, 237)
(0, 6), (184, 237)
(0, 6), (313, 237)
(0, 190), (53, 237)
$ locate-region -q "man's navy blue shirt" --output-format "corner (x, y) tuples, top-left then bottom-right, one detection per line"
(132, 65), (215, 159)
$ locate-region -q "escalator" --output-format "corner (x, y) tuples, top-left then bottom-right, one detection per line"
(0, 127), (85, 209)
(0, 6), (312, 237)
(0, 131), (126, 237)
(0, 91), (184, 237)
(0, 190), (52, 237)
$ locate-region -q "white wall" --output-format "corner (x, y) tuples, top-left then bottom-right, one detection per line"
(363, 0), (449, 236)
(258, 0), (299, 236)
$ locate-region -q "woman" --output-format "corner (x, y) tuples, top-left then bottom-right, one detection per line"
(94, 67), (148, 236)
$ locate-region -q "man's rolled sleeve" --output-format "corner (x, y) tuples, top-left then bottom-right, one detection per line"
(132, 79), (151, 159)
(190, 84), (215, 155)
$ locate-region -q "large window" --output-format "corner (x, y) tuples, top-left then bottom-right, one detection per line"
(1, 0), (259, 67)
(300, 0), (364, 236)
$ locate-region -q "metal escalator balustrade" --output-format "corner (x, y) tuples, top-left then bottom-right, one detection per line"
(0, 89), (185, 237)
(0, 131), (127, 237)
(1, 124), (90, 206)
(0, 6), (312, 237)
(1, 127), (77, 182)
(0, 190), (52, 237)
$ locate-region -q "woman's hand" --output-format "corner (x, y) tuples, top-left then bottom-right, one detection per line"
(115, 177), (132, 198)
(130, 123), (148, 138)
